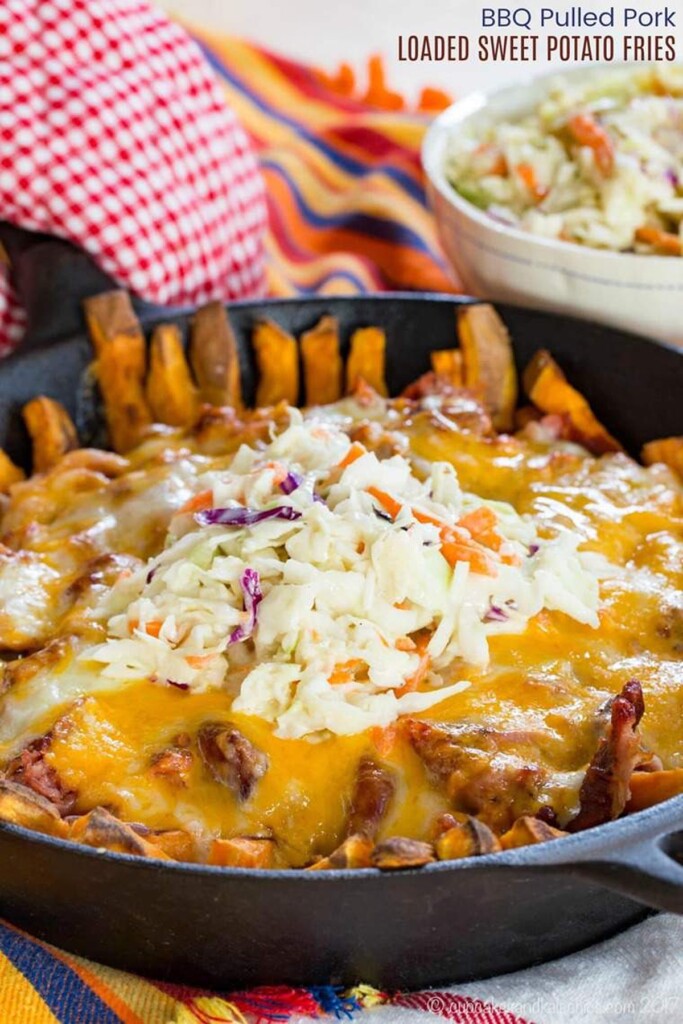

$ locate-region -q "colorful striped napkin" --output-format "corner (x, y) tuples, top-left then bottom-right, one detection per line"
(0, 915), (532, 1023)
(188, 29), (458, 298)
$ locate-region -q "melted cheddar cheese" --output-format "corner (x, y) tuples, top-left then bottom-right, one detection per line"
(0, 396), (681, 866)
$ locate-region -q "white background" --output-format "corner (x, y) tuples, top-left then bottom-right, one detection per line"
(165, 0), (683, 102)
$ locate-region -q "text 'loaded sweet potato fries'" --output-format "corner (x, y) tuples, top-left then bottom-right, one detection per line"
(0, 295), (681, 871)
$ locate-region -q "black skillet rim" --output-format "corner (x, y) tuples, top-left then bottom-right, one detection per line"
(0, 791), (681, 879)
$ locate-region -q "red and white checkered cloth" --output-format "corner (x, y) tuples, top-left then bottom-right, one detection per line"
(0, 0), (267, 356)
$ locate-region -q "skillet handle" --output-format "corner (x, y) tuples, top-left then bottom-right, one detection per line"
(0, 222), (167, 351)
(567, 829), (683, 915)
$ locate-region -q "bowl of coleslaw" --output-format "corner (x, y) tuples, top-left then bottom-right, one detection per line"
(422, 63), (683, 347)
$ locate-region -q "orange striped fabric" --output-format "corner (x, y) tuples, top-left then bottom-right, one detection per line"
(186, 29), (460, 298)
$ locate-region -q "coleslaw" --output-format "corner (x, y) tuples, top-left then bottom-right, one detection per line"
(444, 66), (683, 255)
(82, 409), (607, 739)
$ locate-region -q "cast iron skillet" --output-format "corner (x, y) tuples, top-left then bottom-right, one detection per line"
(0, 229), (682, 990)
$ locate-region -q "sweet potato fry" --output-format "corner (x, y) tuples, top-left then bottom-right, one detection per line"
(457, 304), (517, 432)
(146, 323), (199, 427)
(370, 835), (436, 868)
(0, 779), (67, 837)
(307, 834), (374, 871)
(69, 807), (170, 859)
(253, 320), (299, 407)
(22, 396), (78, 473)
(145, 829), (197, 862)
(83, 290), (153, 451)
(431, 348), (464, 387)
(435, 814), (501, 860)
(500, 816), (568, 850)
(523, 349), (622, 456)
(83, 289), (142, 358)
(346, 326), (388, 396)
(626, 769), (683, 813)
(96, 335), (152, 452)
(370, 836), (435, 870)
(642, 437), (683, 479)
(301, 315), (342, 405)
(0, 450), (24, 492)
(207, 837), (275, 868)
(190, 301), (242, 409)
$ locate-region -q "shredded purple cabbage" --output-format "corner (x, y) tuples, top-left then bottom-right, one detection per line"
(166, 680), (190, 691)
(528, 543), (540, 557)
(280, 470), (327, 505)
(146, 566), (158, 585)
(665, 168), (679, 187)
(483, 603), (508, 623)
(195, 506), (302, 527)
(229, 568), (263, 645)
(279, 470), (303, 495)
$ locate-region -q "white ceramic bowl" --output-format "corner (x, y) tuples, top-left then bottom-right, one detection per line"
(422, 63), (683, 347)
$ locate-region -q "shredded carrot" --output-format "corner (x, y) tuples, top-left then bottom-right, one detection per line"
(395, 636), (417, 651)
(635, 226), (682, 256)
(369, 490), (497, 575)
(395, 632), (431, 696)
(481, 530), (504, 552)
(264, 461), (288, 484)
(186, 654), (214, 668)
(440, 539), (496, 576)
(457, 507), (505, 552)
(412, 507), (445, 528)
(413, 506), (498, 573)
(329, 659), (364, 684)
(567, 114), (614, 176)
(516, 162), (547, 201)
(145, 620), (163, 638)
(367, 486), (403, 521)
(474, 144), (508, 177)
(457, 506), (498, 535)
(179, 489), (213, 514)
(337, 442), (367, 470)
(488, 153), (508, 176)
